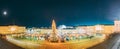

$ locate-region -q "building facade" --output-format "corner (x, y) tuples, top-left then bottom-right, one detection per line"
(0, 25), (26, 35)
(114, 20), (120, 32)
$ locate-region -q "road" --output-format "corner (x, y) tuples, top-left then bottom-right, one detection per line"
(88, 33), (120, 49)
(0, 38), (23, 49)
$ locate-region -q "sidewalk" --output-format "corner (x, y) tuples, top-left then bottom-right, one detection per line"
(6, 36), (43, 49)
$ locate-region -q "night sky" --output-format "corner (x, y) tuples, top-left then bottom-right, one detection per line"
(0, 0), (120, 27)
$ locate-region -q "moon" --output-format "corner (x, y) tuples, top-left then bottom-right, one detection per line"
(3, 11), (7, 15)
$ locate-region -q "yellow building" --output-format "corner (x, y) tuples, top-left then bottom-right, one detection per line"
(77, 25), (114, 34)
(0, 25), (26, 35)
(77, 26), (93, 33)
(102, 25), (114, 34)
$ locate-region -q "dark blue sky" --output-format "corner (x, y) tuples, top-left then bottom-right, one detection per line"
(0, 0), (119, 27)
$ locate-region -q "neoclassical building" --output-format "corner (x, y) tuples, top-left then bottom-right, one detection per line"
(0, 25), (26, 35)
